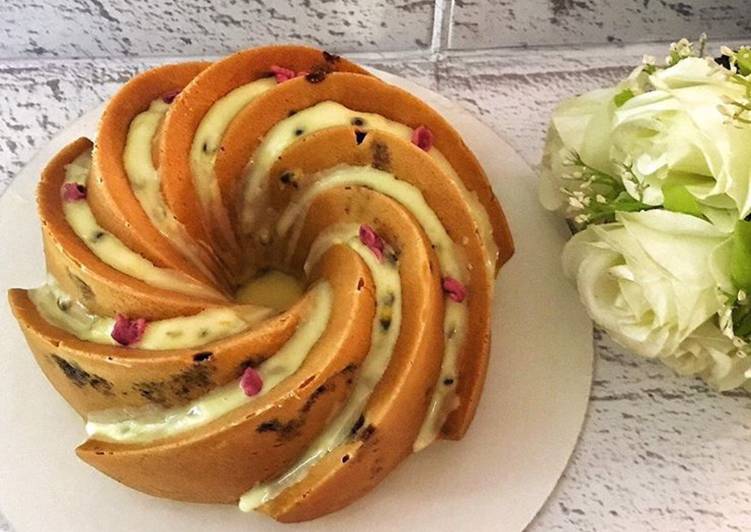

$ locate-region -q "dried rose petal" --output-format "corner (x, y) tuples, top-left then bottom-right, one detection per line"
(111, 314), (147, 346)
(61, 182), (87, 202)
(270, 65), (298, 84)
(359, 224), (385, 262)
(162, 89), (180, 104)
(240, 367), (263, 397)
(442, 277), (467, 303)
(411, 125), (434, 151)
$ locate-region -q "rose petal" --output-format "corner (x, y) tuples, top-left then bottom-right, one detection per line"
(162, 89), (180, 104)
(411, 125), (434, 151)
(270, 65), (298, 84)
(442, 276), (467, 303)
(61, 182), (87, 202)
(359, 224), (385, 262)
(111, 314), (147, 346)
(240, 367), (263, 397)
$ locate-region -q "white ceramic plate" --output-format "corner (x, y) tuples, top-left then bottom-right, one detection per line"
(0, 69), (593, 532)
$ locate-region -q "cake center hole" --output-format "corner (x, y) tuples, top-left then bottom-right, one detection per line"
(234, 269), (303, 312)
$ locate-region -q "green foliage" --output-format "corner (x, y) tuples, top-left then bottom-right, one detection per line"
(614, 88), (635, 108)
(730, 220), (751, 293)
(662, 184), (703, 217)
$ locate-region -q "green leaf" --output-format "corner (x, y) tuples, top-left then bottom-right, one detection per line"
(662, 184), (703, 216)
(731, 220), (751, 292)
(733, 305), (751, 337)
(736, 47), (751, 76)
(613, 88), (635, 107)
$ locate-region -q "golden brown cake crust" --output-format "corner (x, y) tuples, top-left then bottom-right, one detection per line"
(76, 245), (376, 503)
(214, 72), (513, 270)
(262, 186), (444, 521)
(37, 137), (226, 319)
(91, 61), (228, 291)
(8, 288), (303, 415)
(10, 45), (515, 523)
(265, 126), (494, 440)
(158, 45), (370, 275)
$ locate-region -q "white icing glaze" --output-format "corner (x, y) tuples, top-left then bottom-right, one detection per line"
(29, 275), (115, 345)
(62, 151), (220, 299)
(137, 305), (272, 350)
(190, 78), (276, 228)
(29, 276), (273, 349)
(85, 282), (332, 443)
(238, 100), (497, 276)
(123, 98), (215, 279)
(240, 224), (402, 511)
(277, 165), (468, 451)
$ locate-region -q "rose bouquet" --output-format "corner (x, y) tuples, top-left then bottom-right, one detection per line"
(540, 36), (751, 391)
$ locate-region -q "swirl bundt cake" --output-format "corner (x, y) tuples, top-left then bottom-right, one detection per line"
(8, 45), (514, 522)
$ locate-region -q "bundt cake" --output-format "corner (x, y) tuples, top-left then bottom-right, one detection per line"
(8, 44), (514, 522)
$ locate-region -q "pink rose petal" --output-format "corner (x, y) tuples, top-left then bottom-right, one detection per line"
(359, 224), (385, 262)
(61, 182), (87, 202)
(442, 277), (467, 303)
(270, 65), (298, 84)
(111, 314), (147, 346)
(411, 125), (434, 151)
(240, 367), (263, 397)
(162, 89), (181, 104)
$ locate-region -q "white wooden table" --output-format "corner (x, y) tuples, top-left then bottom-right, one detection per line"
(1, 42), (750, 531)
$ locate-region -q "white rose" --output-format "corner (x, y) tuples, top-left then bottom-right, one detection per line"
(611, 58), (751, 229)
(539, 62), (662, 214)
(539, 87), (619, 212)
(664, 321), (751, 391)
(563, 210), (731, 358)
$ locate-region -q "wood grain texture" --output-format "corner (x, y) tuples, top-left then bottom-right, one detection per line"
(0, 0), (435, 58)
(1, 40), (751, 531)
(448, 0), (751, 50)
(1, 0), (748, 60)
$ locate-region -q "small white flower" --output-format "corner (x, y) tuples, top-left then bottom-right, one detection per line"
(738, 289), (747, 302)
(719, 305), (735, 339)
(596, 194), (607, 204)
(573, 214), (590, 224)
(732, 336), (747, 349)
(642, 54), (656, 66)
(568, 196), (584, 210)
(669, 38), (693, 59)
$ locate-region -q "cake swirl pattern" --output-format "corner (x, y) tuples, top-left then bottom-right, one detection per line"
(8, 45), (513, 522)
